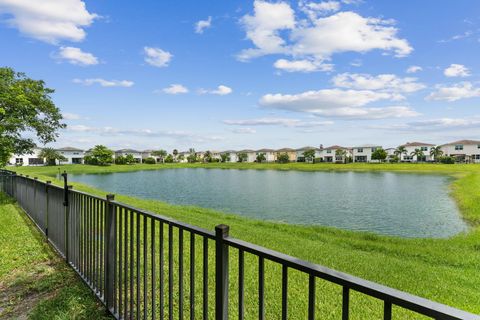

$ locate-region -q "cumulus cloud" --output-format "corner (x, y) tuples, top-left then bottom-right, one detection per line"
(0, 0), (98, 43)
(231, 127), (257, 134)
(195, 16), (212, 34)
(444, 64), (470, 77)
(144, 47), (172, 67)
(73, 78), (134, 87)
(199, 85), (232, 95)
(406, 65), (422, 73)
(299, 1), (341, 20)
(224, 117), (333, 127)
(238, 1), (412, 71)
(332, 73), (425, 93)
(56, 46), (98, 65)
(274, 59), (333, 73)
(161, 84), (189, 95)
(426, 82), (480, 102)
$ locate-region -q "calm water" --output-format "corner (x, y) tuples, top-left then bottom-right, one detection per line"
(69, 169), (467, 238)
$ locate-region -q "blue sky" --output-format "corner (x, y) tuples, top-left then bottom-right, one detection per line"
(1, 0), (480, 151)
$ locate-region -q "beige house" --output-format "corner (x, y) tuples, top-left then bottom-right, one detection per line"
(276, 148), (297, 162)
(256, 149), (277, 162)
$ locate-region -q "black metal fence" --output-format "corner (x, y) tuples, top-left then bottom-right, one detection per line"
(0, 169), (477, 320)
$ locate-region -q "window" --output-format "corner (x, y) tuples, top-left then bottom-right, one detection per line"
(403, 156), (413, 160)
(420, 147), (428, 151)
(477, 145), (480, 149)
(473, 155), (480, 160)
(372, 147), (377, 152)
(455, 144), (463, 150)
(16, 158), (23, 164)
(326, 150), (331, 153)
(357, 148), (363, 153)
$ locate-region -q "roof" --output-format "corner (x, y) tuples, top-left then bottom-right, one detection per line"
(56, 147), (83, 152)
(221, 150), (237, 154)
(256, 148), (275, 152)
(400, 142), (435, 147)
(441, 140), (480, 146)
(352, 144), (382, 148)
(276, 148), (296, 152)
(296, 146), (318, 151)
(116, 149), (141, 153)
(237, 149), (255, 153)
(323, 145), (348, 150)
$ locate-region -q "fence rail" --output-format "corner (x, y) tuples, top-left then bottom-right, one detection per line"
(0, 168), (477, 320)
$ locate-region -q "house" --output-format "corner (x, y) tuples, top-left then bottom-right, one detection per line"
(352, 144), (383, 162)
(440, 140), (480, 163)
(256, 149), (277, 162)
(237, 150), (256, 162)
(211, 151), (222, 162)
(385, 148), (397, 162)
(399, 142), (435, 162)
(115, 149), (143, 163)
(295, 146), (318, 162)
(221, 150), (238, 163)
(276, 148), (297, 162)
(321, 145), (351, 163)
(56, 147), (84, 164)
(8, 148), (44, 166)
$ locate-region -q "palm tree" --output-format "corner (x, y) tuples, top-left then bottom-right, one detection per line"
(430, 146), (443, 162)
(39, 148), (66, 166)
(394, 146), (407, 161)
(335, 149), (347, 164)
(152, 150), (167, 163)
(256, 153), (266, 163)
(172, 149), (178, 161)
(410, 148), (425, 162)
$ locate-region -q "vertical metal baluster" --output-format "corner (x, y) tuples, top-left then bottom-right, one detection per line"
(89, 196), (93, 285)
(342, 287), (350, 320)
(308, 275), (315, 320)
(151, 219), (156, 320)
(179, 228), (184, 320)
(190, 232), (195, 320)
(238, 250), (244, 320)
(95, 198), (99, 292)
(168, 224), (173, 320)
(282, 265), (288, 320)
(101, 199), (105, 297)
(130, 210), (134, 320)
(118, 207), (123, 318)
(160, 222), (165, 320)
(202, 237), (208, 320)
(384, 301), (392, 320)
(259, 257), (265, 320)
(124, 207), (129, 319)
(136, 213), (141, 320)
(144, 215), (148, 320)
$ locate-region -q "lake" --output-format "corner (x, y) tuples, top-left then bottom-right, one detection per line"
(69, 168), (467, 238)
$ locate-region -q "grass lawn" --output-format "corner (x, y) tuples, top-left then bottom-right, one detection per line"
(9, 162), (480, 318)
(0, 192), (112, 319)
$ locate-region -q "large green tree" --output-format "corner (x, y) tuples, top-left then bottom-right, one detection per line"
(371, 148), (387, 161)
(0, 67), (65, 166)
(302, 149), (316, 163)
(88, 145), (114, 166)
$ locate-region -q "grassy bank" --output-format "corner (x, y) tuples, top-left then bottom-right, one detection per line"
(10, 163), (480, 317)
(0, 192), (111, 319)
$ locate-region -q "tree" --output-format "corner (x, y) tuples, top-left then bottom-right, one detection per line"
(152, 150), (167, 163)
(335, 149), (347, 164)
(164, 154), (174, 163)
(125, 154), (135, 164)
(371, 148), (387, 161)
(115, 156), (127, 165)
(237, 152), (248, 163)
(220, 153), (230, 163)
(256, 153), (266, 163)
(277, 153), (289, 163)
(89, 145), (113, 166)
(0, 67), (65, 167)
(187, 153), (197, 163)
(143, 157), (156, 164)
(430, 146), (443, 162)
(39, 148), (66, 166)
(204, 151), (212, 163)
(177, 154), (185, 161)
(394, 146), (407, 160)
(303, 149), (316, 163)
(410, 148), (425, 162)
(172, 149), (178, 161)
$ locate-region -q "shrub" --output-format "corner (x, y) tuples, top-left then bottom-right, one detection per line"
(143, 157), (156, 164)
(438, 156), (455, 164)
(115, 156), (127, 165)
(164, 154), (174, 163)
(277, 153), (290, 163)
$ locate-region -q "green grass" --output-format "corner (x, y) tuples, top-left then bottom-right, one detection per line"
(10, 163), (480, 318)
(0, 192), (112, 319)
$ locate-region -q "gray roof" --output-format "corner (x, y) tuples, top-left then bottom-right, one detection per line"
(56, 147), (83, 152)
(116, 149), (141, 153)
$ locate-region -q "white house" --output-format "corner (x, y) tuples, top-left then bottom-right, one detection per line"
(8, 147), (44, 166)
(295, 146), (317, 162)
(385, 148), (397, 162)
(236, 150), (256, 163)
(440, 140), (480, 163)
(221, 151), (238, 163)
(352, 144), (382, 162)
(56, 147), (84, 165)
(256, 149), (276, 162)
(399, 142), (435, 162)
(115, 149), (143, 163)
(321, 145), (351, 163)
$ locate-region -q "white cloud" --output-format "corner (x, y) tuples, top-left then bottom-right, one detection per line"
(444, 64), (470, 77)
(144, 47), (172, 67)
(373, 117), (480, 131)
(238, 2), (412, 71)
(195, 16), (212, 34)
(313, 106), (420, 119)
(299, 1), (341, 20)
(56, 46), (98, 66)
(426, 82), (480, 102)
(199, 85), (232, 95)
(231, 127), (257, 134)
(274, 59), (333, 72)
(332, 73), (425, 93)
(0, 0), (98, 44)
(161, 84), (189, 95)
(73, 78), (134, 87)
(63, 112), (82, 120)
(406, 65), (422, 73)
(224, 117), (333, 127)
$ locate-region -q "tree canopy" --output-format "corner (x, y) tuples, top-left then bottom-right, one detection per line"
(86, 145), (114, 166)
(371, 148), (387, 161)
(0, 67), (65, 166)
(39, 148), (66, 166)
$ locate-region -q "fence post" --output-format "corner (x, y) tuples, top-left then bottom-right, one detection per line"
(61, 172), (69, 261)
(105, 194), (116, 311)
(45, 181), (51, 239)
(215, 224), (230, 320)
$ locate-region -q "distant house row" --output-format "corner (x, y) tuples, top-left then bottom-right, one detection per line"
(7, 140), (480, 166)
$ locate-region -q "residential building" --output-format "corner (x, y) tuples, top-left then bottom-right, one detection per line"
(295, 146), (318, 162)
(237, 150), (256, 163)
(322, 145), (351, 163)
(211, 151), (222, 162)
(256, 149), (277, 162)
(352, 144), (382, 162)
(56, 147), (84, 164)
(221, 151), (238, 163)
(276, 148), (297, 162)
(385, 148), (397, 162)
(115, 149), (143, 163)
(399, 142), (435, 162)
(440, 140), (480, 163)
(8, 148), (44, 166)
